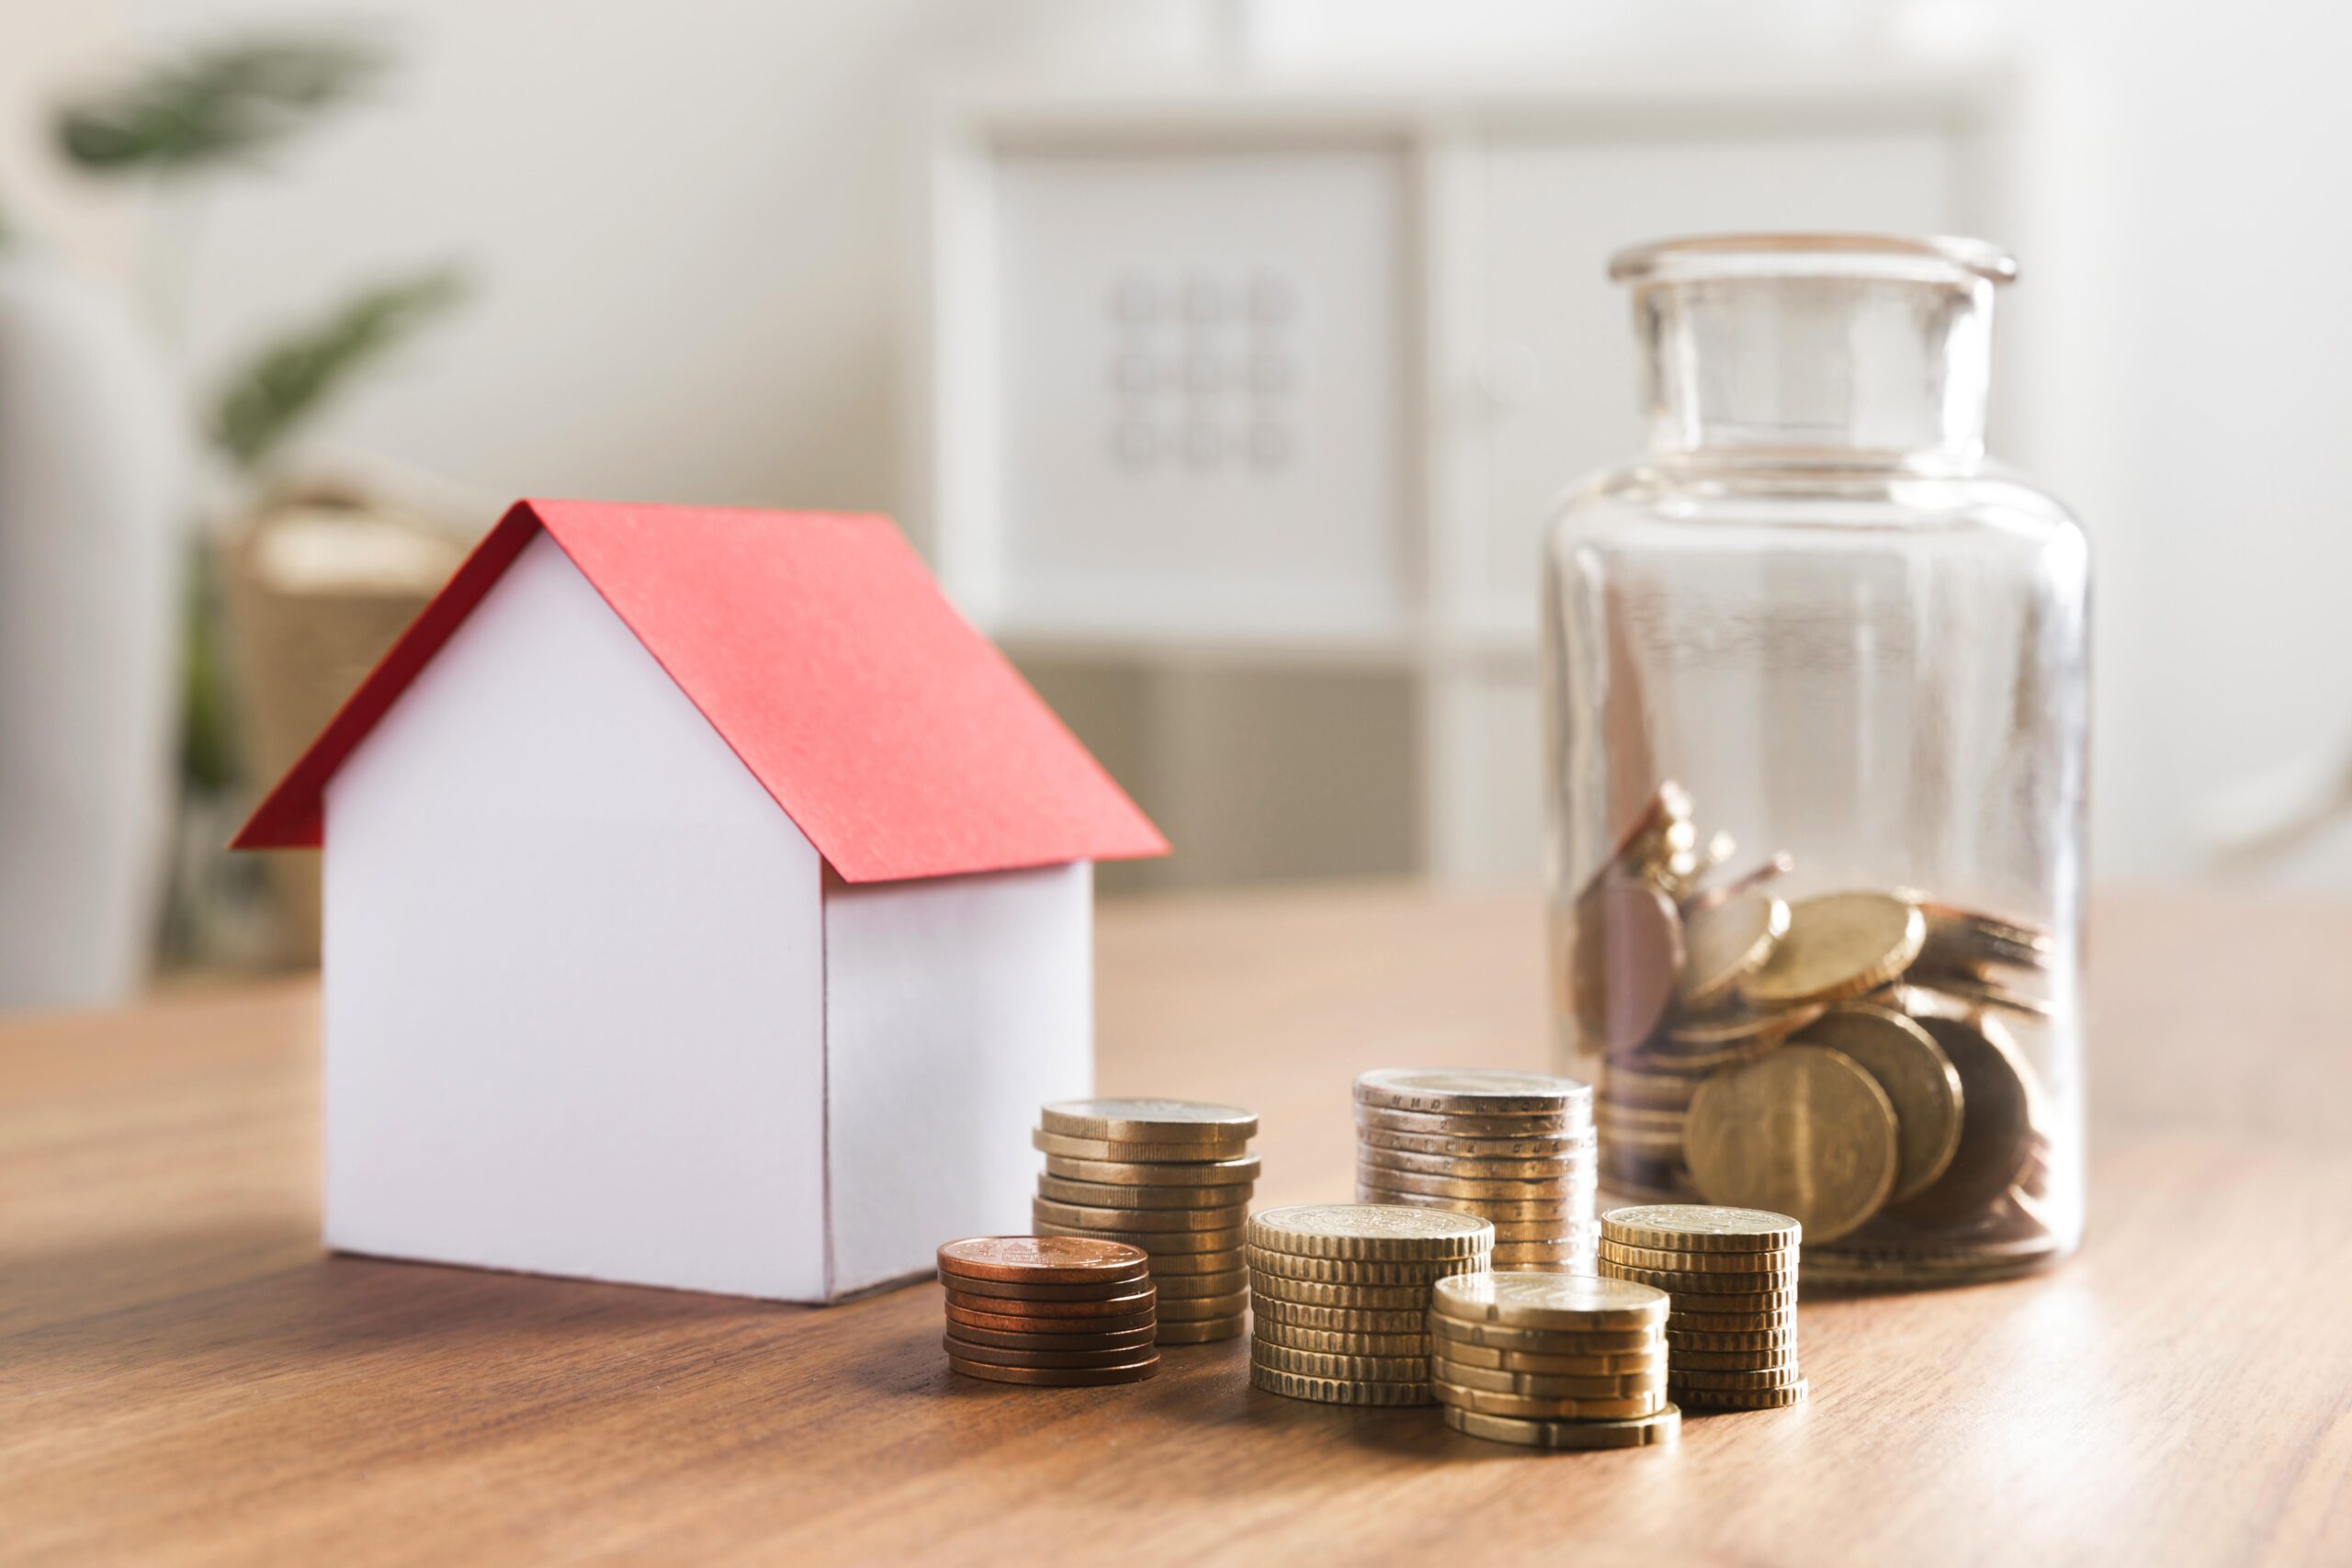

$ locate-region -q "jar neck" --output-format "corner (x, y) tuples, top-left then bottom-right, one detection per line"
(1633, 271), (1996, 467)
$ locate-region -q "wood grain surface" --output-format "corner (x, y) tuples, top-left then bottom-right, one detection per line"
(3, 884), (2349, 1567)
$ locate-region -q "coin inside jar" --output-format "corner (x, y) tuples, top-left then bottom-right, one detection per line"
(1683, 1043), (1901, 1242)
(1573, 878), (1686, 1055)
(1792, 1001), (1964, 1204)
(1740, 891), (1926, 1007)
(1885, 1003), (2041, 1226)
(1676, 889), (1789, 1009)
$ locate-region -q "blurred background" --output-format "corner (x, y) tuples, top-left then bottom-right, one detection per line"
(3, 0), (2348, 1011)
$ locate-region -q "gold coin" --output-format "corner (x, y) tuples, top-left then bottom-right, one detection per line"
(1248, 1364), (1432, 1406)
(1589, 780), (1695, 880)
(1352, 1186), (1578, 1223)
(1152, 1316), (1248, 1344)
(1428, 1315), (1664, 1355)
(1488, 1217), (1596, 1244)
(1249, 1272), (1460, 1310)
(1792, 1002), (1964, 1204)
(1119, 1247), (1246, 1276)
(1432, 1380), (1666, 1421)
(1604, 1276), (1799, 1316)
(1156, 1291), (1250, 1321)
(1666, 1325), (1797, 1352)
(1151, 1269), (1247, 1298)
(1431, 1270), (1668, 1331)
(1042, 1153), (1260, 1187)
(1251, 1322), (1432, 1358)
(1039, 1097), (1258, 1145)
(1442, 1402), (1681, 1450)
(1668, 1307), (1797, 1333)
(1741, 891), (1926, 1007)
(1593, 1100), (1688, 1132)
(1682, 852), (1795, 918)
(1031, 1129), (1254, 1163)
(1597, 1064), (1707, 1111)
(1251, 1345), (1430, 1382)
(1683, 1045), (1899, 1243)
(1242, 1247), (1481, 1285)
(1033, 1221), (1244, 1254)
(1349, 1163), (1582, 1202)
(1593, 1258), (1798, 1293)
(1924, 974), (2056, 1019)
(1436, 1341), (1665, 1376)
(1597, 1239), (1798, 1273)
(1600, 1204), (1803, 1253)
(1656, 1001), (1826, 1064)
(1432, 1359), (1666, 1400)
(1030, 1197), (1248, 1232)
(1355, 1144), (1594, 1180)
(1572, 878), (1686, 1055)
(1677, 890), (1790, 1009)
(1885, 999), (2041, 1226)
(1251, 1297), (1429, 1334)
(1914, 900), (2055, 974)
(1354, 1104), (1582, 1138)
(1669, 1364), (1806, 1390)
(1668, 1347), (1798, 1371)
(1035, 1174), (1254, 1210)
(1491, 1243), (1593, 1269)
(1678, 1377), (1808, 1409)
(1356, 1125), (1589, 1159)
(1352, 1068), (1591, 1118)
(1245, 1203), (1496, 1261)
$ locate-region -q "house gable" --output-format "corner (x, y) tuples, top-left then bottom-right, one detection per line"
(321, 532), (830, 1299)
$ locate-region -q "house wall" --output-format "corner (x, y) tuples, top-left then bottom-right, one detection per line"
(322, 532), (831, 1300)
(824, 861), (1093, 1295)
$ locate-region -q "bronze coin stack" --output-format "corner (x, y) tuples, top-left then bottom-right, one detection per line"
(1428, 1271), (1679, 1450)
(1599, 1203), (1806, 1409)
(1351, 1068), (1597, 1270)
(938, 1235), (1159, 1386)
(1566, 780), (2061, 1281)
(1030, 1098), (1257, 1344)
(1245, 1203), (1492, 1406)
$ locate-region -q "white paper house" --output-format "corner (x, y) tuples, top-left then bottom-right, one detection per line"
(235, 499), (1168, 1302)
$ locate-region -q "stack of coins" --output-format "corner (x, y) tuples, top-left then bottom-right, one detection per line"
(1598, 1203), (1805, 1409)
(1428, 1271), (1679, 1449)
(937, 1236), (1159, 1386)
(1352, 1068), (1597, 1270)
(1561, 780), (2064, 1280)
(1245, 1204), (1493, 1406)
(1031, 1098), (1258, 1344)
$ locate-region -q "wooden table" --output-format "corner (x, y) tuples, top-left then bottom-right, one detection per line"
(5, 885), (2349, 1567)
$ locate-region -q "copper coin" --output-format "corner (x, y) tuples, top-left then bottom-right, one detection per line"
(1794, 1001), (1964, 1204)
(944, 1335), (1163, 1369)
(947, 1354), (1159, 1386)
(945, 1321), (1157, 1353)
(1572, 878), (1686, 1056)
(1886, 1003), (2040, 1226)
(943, 1272), (1165, 1303)
(943, 1287), (1154, 1318)
(935, 1235), (1148, 1285)
(944, 1303), (1157, 1337)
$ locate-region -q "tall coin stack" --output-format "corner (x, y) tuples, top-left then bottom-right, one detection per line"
(1429, 1271), (1679, 1450)
(1031, 1098), (1258, 1344)
(938, 1236), (1159, 1386)
(1246, 1204), (1493, 1406)
(1599, 1203), (1806, 1409)
(1352, 1069), (1599, 1270)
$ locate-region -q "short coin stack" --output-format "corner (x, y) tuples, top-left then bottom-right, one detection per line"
(1246, 1203), (1493, 1406)
(1599, 1203), (1806, 1409)
(938, 1235), (1159, 1385)
(1352, 1068), (1598, 1270)
(1031, 1098), (1258, 1344)
(1429, 1271), (1680, 1449)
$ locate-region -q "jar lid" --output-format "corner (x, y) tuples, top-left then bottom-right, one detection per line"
(1609, 232), (2018, 286)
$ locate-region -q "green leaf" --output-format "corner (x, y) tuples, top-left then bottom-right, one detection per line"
(210, 268), (468, 470)
(56, 35), (390, 174)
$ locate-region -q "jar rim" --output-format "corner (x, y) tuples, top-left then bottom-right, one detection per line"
(1609, 232), (2018, 287)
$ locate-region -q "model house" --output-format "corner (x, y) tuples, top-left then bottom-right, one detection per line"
(234, 498), (1168, 1302)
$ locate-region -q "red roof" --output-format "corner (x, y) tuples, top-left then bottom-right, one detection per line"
(232, 499), (1169, 883)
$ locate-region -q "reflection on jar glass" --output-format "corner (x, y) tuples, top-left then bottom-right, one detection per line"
(1543, 234), (2088, 1290)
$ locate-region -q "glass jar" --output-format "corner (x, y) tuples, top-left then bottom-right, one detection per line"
(1542, 234), (2088, 1288)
